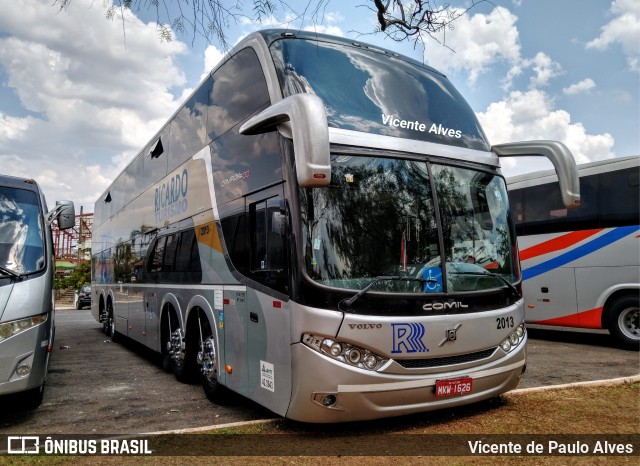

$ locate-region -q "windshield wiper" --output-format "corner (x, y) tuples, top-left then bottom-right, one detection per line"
(338, 275), (435, 310)
(450, 271), (520, 299)
(0, 265), (21, 279)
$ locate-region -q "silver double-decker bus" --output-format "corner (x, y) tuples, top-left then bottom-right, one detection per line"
(91, 30), (580, 422)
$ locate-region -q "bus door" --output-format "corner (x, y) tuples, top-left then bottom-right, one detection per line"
(245, 189), (291, 416)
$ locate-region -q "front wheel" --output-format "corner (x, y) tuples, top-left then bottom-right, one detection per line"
(607, 295), (639, 350)
(22, 383), (45, 409)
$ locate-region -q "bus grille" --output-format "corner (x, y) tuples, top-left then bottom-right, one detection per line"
(396, 347), (497, 369)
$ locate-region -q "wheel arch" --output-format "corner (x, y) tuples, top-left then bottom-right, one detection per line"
(185, 294), (222, 377)
(599, 285), (640, 328)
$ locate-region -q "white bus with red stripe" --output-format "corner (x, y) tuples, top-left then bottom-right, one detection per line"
(507, 156), (639, 349)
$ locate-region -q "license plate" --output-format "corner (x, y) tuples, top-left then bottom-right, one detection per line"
(435, 377), (473, 397)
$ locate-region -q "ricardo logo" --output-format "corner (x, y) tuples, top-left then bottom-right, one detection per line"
(391, 323), (428, 354)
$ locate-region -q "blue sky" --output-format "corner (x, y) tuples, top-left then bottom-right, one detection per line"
(0, 0), (638, 211)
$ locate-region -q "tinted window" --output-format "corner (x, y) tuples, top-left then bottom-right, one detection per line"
(249, 193), (288, 293)
(142, 125), (170, 189)
(173, 228), (201, 283)
(220, 198), (249, 275)
(599, 167), (640, 226)
(163, 234), (179, 271)
(113, 242), (134, 283)
(271, 38), (490, 151)
(169, 80), (211, 172)
(509, 169), (637, 235)
(149, 236), (166, 273)
(176, 229), (195, 272)
(209, 124), (282, 203)
(207, 48), (271, 141)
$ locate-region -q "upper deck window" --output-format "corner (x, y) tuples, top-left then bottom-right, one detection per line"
(270, 38), (490, 151)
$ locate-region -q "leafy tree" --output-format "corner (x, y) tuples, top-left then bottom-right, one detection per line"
(54, 260), (91, 290)
(54, 0), (485, 49)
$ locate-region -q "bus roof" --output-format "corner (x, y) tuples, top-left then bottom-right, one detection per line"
(0, 174), (41, 193)
(506, 155), (639, 190)
(252, 29), (446, 77)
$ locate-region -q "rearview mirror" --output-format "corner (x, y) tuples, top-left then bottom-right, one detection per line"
(240, 93), (331, 187)
(47, 201), (75, 230)
(493, 140), (580, 209)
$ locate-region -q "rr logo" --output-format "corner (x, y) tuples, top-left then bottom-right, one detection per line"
(391, 323), (428, 354)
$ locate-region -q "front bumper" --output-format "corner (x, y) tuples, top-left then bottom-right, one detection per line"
(0, 321), (51, 396)
(286, 333), (527, 423)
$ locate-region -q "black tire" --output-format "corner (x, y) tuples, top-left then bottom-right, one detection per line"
(173, 314), (198, 383)
(160, 311), (174, 373)
(75, 300), (82, 310)
(22, 383), (45, 409)
(199, 315), (229, 404)
(607, 295), (640, 350)
(107, 302), (120, 343)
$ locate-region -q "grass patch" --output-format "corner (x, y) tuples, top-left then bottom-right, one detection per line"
(3, 382), (638, 465)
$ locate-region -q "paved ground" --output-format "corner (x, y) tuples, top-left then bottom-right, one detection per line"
(0, 308), (637, 434)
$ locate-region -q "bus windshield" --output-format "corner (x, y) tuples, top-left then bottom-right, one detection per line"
(271, 37), (490, 151)
(0, 187), (45, 276)
(300, 156), (518, 294)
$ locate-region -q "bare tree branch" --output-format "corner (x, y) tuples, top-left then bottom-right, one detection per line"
(53, 1), (484, 51)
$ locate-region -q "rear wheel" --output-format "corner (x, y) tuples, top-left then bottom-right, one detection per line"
(197, 313), (229, 403)
(107, 302), (119, 342)
(607, 295), (639, 350)
(160, 312), (176, 372)
(173, 312), (199, 383)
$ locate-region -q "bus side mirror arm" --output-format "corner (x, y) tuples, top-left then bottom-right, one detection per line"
(239, 93), (331, 187)
(493, 140), (581, 209)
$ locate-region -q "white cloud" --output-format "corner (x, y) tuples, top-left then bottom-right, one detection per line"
(239, 9), (345, 38)
(587, 0), (640, 70)
(0, 0), (187, 210)
(563, 78), (596, 95)
(478, 89), (615, 176)
(424, 7), (563, 90)
(424, 7), (521, 85)
(527, 52), (563, 88)
(302, 25), (346, 37)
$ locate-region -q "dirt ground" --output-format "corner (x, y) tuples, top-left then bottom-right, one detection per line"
(0, 308), (638, 435)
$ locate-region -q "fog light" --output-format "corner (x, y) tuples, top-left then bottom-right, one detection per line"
(16, 364), (31, 377)
(322, 395), (337, 407)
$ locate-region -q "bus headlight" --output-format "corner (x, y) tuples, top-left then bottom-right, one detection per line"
(0, 314), (47, 342)
(500, 323), (526, 354)
(302, 334), (388, 371)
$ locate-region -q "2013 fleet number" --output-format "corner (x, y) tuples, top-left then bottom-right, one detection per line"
(496, 316), (514, 329)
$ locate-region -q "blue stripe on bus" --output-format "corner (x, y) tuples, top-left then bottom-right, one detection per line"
(522, 225), (640, 281)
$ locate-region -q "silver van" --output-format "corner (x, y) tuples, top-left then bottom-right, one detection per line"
(0, 174), (74, 408)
